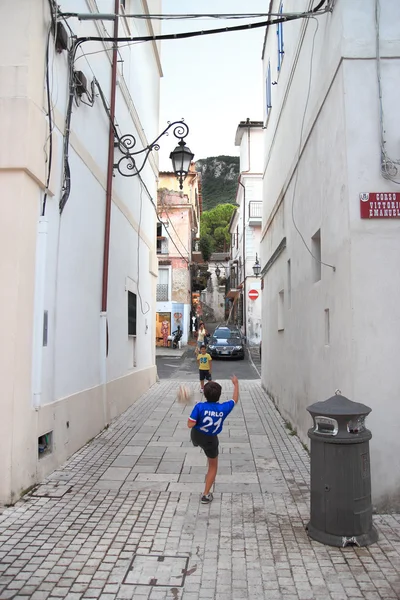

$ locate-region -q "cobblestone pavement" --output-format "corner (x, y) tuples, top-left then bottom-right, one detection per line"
(0, 380), (400, 600)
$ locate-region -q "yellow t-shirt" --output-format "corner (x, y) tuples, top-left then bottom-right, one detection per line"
(198, 353), (212, 370)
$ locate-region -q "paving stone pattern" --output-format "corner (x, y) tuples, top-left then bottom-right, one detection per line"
(0, 380), (399, 600)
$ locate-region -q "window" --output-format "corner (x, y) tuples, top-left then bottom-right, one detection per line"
(278, 289), (284, 331)
(157, 268), (169, 301)
(287, 260), (291, 309)
(128, 291), (137, 335)
(157, 223), (168, 255)
(311, 229), (321, 282)
(277, 3), (284, 72)
(266, 61), (272, 115)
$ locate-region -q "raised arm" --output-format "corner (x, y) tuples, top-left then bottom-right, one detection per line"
(231, 375), (239, 404)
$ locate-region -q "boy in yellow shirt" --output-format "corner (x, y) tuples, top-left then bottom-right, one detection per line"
(197, 344), (212, 393)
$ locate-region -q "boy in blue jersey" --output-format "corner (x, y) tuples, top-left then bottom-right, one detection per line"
(187, 375), (239, 504)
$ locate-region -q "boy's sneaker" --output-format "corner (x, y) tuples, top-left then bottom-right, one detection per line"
(201, 493), (213, 504)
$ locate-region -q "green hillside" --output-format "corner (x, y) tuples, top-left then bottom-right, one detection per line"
(195, 156), (239, 211)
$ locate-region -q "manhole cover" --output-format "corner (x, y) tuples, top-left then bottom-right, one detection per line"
(31, 484), (72, 498)
(123, 555), (189, 587)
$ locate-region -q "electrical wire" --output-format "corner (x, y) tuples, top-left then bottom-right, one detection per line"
(42, 26), (53, 216)
(74, 40), (145, 62)
(67, 6), (332, 57)
(42, 0), (58, 216)
(159, 190), (191, 258)
(62, 10), (328, 21)
(137, 173), (190, 265)
(375, 0), (400, 185)
(57, 2), (331, 214)
(136, 183), (151, 315)
(290, 17), (336, 272)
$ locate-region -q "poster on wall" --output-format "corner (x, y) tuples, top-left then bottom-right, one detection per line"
(156, 312), (171, 347)
(360, 192), (400, 219)
(172, 304), (184, 333)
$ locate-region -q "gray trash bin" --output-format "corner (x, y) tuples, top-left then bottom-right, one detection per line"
(306, 392), (378, 547)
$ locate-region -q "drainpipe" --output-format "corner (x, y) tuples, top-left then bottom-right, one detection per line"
(102, 0), (119, 315)
(100, 0), (119, 423)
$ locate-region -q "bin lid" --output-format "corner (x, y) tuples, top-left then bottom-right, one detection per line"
(307, 394), (371, 417)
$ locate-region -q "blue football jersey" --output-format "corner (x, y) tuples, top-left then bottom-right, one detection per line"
(189, 400), (235, 435)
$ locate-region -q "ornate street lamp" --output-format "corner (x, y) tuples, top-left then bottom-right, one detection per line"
(114, 120), (194, 189)
(215, 266), (221, 279)
(253, 253), (261, 278)
(170, 141), (194, 190)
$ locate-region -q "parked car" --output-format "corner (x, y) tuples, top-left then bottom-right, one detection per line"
(207, 326), (245, 360)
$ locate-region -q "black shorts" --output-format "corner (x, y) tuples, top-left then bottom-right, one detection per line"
(199, 370), (212, 381)
(191, 428), (219, 458)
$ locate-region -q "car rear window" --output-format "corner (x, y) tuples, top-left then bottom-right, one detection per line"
(212, 329), (241, 340)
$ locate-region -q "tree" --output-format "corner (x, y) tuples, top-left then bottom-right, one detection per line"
(200, 204), (236, 252)
(199, 234), (214, 261)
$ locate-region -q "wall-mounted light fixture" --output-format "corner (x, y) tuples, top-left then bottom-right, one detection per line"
(253, 253), (261, 277)
(114, 120), (194, 189)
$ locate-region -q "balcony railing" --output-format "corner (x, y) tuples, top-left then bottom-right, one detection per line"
(157, 237), (168, 255)
(249, 201), (262, 220)
(156, 284), (169, 301)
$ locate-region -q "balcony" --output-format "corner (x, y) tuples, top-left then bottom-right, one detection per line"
(248, 201), (262, 225)
(157, 237), (168, 255)
(156, 284), (169, 301)
(226, 274), (240, 300)
(192, 238), (202, 264)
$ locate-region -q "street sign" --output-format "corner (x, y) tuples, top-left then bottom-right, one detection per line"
(248, 289), (259, 300)
(360, 192), (400, 219)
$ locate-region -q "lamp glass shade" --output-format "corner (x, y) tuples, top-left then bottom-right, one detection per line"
(170, 142), (194, 188)
(215, 267), (221, 278)
(253, 261), (261, 277)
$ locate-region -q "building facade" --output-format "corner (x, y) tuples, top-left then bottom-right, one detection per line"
(260, 0), (400, 509)
(0, 0), (162, 504)
(200, 253), (230, 323)
(156, 166), (201, 346)
(227, 120), (263, 345)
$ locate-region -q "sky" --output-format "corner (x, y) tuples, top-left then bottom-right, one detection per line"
(158, 0), (267, 168)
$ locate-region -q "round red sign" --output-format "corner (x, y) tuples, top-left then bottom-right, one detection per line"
(248, 289), (259, 300)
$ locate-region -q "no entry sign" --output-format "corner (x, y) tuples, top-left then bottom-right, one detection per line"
(248, 289), (259, 300)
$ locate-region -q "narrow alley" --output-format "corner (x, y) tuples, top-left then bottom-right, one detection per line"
(0, 381), (399, 600)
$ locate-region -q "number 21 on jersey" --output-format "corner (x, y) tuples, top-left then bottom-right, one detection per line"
(200, 416), (222, 434)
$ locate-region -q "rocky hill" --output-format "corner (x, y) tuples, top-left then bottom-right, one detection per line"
(195, 156), (239, 211)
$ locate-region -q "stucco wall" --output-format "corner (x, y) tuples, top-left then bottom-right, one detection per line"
(261, 0), (400, 508)
(0, 0), (160, 504)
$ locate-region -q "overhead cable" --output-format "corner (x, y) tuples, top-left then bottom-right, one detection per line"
(64, 4), (332, 59)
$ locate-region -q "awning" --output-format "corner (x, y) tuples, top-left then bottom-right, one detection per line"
(227, 289), (240, 300)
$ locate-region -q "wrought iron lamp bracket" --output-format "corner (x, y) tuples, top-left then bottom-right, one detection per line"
(113, 120), (190, 180)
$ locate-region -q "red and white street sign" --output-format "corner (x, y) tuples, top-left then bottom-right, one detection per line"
(248, 289), (259, 300)
(360, 192), (400, 219)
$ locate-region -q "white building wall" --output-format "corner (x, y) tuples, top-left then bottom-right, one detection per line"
(0, 0), (160, 504)
(235, 125), (263, 345)
(261, 0), (400, 509)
